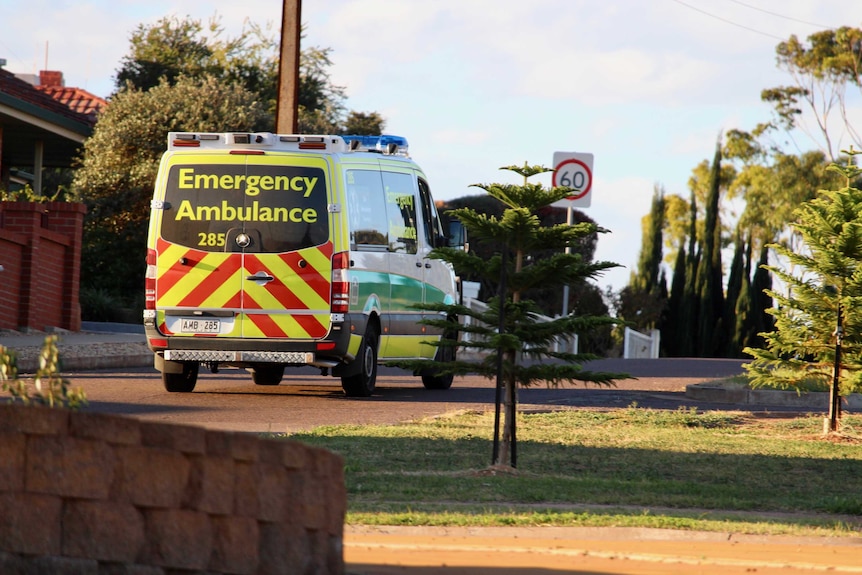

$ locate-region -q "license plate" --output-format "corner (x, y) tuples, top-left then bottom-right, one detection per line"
(180, 318), (220, 334)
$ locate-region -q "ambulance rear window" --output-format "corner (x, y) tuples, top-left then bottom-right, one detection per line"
(159, 164), (328, 253)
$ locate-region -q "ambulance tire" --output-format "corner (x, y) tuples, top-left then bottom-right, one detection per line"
(341, 327), (379, 397)
(162, 361), (199, 393)
(251, 365), (284, 386)
(421, 327), (456, 390)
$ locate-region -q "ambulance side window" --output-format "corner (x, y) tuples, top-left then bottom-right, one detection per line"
(346, 169), (388, 249)
(418, 178), (443, 248)
(381, 171), (418, 255)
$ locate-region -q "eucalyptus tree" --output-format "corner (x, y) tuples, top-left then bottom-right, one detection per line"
(763, 26), (862, 161)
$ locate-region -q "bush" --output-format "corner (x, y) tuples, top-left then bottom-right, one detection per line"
(0, 335), (87, 409)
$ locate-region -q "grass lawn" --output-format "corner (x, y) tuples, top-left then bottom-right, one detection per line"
(286, 406), (862, 537)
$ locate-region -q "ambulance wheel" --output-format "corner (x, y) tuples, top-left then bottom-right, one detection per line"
(163, 362), (199, 393)
(341, 327), (379, 397)
(251, 365), (284, 386)
(421, 329), (455, 390)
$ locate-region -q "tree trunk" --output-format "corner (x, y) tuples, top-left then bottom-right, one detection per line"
(495, 351), (518, 468)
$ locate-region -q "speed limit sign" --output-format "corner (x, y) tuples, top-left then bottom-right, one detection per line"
(551, 151), (593, 208)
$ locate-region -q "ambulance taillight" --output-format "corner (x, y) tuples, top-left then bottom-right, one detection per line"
(331, 251), (350, 314)
(145, 249), (157, 310)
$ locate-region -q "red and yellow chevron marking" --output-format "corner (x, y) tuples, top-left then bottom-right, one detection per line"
(155, 238), (334, 339)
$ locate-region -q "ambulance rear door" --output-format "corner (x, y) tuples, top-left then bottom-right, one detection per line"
(153, 152), (333, 341)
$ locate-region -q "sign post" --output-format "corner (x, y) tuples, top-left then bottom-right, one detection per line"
(552, 152), (594, 317)
(551, 152), (593, 208)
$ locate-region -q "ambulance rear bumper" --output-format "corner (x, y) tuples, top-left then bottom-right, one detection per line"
(163, 350), (314, 364)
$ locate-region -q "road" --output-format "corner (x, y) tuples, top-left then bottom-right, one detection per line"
(67, 358), (761, 434)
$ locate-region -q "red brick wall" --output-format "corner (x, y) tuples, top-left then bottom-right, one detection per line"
(0, 202), (85, 331)
(0, 404), (346, 574)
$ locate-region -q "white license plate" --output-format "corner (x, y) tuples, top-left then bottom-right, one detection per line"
(180, 318), (220, 334)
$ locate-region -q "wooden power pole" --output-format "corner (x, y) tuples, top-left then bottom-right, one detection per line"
(276, 0), (302, 133)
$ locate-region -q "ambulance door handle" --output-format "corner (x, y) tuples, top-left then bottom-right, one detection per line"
(246, 271), (274, 283)
(424, 262), (432, 268)
(415, 262), (423, 268)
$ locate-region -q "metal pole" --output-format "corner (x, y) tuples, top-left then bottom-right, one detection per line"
(561, 204), (573, 316)
(275, 0), (301, 133)
(829, 304), (843, 433)
(492, 246), (507, 466)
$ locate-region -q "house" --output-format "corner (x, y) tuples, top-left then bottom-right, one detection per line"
(0, 64), (105, 331)
(0, 62), (106, 194)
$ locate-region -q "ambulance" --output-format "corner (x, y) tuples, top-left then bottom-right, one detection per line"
(143, 132), (461, 396)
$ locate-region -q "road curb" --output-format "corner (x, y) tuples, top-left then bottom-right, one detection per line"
(15, 352), (153, 374)
(686, 381), (862, 409)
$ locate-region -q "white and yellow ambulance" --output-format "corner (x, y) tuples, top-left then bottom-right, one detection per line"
(143, 133), (460, 396)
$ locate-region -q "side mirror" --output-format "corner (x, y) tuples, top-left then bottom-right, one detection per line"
(447, 220), (468, 251)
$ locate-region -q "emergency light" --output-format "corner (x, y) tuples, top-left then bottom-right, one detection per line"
(341, 135), (409, 155)
(167, 132), (409, 156)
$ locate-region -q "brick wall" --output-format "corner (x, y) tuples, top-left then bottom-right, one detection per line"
(0, 403), (346, 574)
(0, 202), (85, 331)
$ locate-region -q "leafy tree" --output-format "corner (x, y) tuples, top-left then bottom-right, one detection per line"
(115, 15), (278, 102)
(391, 164), (628, 470)
(115, 14), (372, 134)
(342, 111), (386, 136)
(744, 151), (862, 432)
(72, 75), (269, 301)
(764, 27), (862, 161)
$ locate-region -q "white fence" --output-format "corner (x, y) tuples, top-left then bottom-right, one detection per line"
(623, 327), (660, 359)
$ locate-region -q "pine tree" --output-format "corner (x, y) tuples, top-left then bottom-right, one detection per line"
(391, 164), (629, 469)
(744, 151), (862, 432)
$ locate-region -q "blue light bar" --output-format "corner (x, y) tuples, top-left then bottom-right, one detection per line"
(341, 134), (408, 150)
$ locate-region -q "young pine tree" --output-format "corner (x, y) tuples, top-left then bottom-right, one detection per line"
(744, 151), (862, 431)
(392, 164), (629, 470)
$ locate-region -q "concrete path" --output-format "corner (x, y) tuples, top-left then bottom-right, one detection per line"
(345, 525), (862, 574)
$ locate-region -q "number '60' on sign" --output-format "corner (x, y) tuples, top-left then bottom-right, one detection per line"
(552, 152), (593, 208)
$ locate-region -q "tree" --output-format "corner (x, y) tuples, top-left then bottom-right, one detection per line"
(763, 27), (862, 161)
(114, 14), (372, 134)
(115, 15), (278, 102)
(72, 75), (269, 302)
(622, 184), (668, 340)
(694, 139), (725, 357)
(632, 184), (666, 295)
(391, 164), (628, 470)
(441, 194), (603, 320)
(342, 111), (385, 135)
(744, 150), (862, 433)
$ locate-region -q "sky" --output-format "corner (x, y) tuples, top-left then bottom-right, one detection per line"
(2, 0), (862, 294)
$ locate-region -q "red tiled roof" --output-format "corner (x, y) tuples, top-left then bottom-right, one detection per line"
(36, 86), (106, 123)
(0, 67), (100, 127)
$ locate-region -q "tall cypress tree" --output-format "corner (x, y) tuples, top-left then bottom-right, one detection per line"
(663, 244), (687, 356)
(723, 228), (745, 356)
(695, 139), (725, 357)
(633, 185), (666, 294)
(676, 189), (700, 356)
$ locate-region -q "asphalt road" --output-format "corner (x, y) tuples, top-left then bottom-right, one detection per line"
(64, 357), (771, 434)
